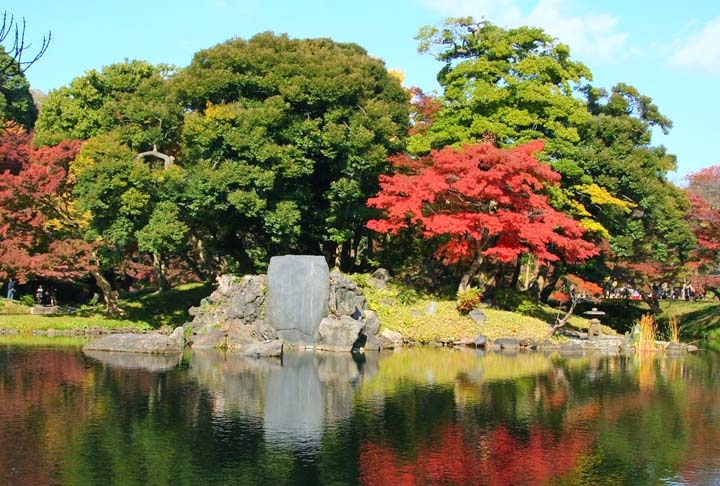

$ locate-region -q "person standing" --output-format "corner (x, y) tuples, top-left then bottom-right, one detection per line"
(35, 285), (44, 305)
(6, 279), (16, 300)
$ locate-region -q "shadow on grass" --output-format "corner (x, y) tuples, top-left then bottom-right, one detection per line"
(120, 282), (215, 329)
(668, 302), (720, 340)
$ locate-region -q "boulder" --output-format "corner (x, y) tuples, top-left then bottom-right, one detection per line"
(316, 316), (365, 352)
(328, 271), (367, 317)
(469, 309), (487, 323)
(494, 338), (519, 350)
(379, 328), (404, 349)
(84, 326), (184, 354)
(229, 340), (283, 357)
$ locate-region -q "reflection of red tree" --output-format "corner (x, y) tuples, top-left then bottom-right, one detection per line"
(0, 350), (89, 484)
(360, 423), (592, 485)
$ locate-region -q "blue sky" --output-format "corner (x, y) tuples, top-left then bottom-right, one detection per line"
(5, 0), (719, 183)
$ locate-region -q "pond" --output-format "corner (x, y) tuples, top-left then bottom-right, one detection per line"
(2, 338), (720, 485)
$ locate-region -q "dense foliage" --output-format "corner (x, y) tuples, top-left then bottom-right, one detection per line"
(367, 142), (598, 291)
(0, 15), (714, 324)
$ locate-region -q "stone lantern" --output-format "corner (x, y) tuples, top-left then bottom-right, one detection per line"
(583, 307), (605, 337)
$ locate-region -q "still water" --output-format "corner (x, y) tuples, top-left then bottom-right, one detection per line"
(2, 337), (720, 485)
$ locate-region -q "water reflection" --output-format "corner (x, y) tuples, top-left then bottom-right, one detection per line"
(83, 349), (182, 371)
(2, 342), (720, 485)
(188, 349), (378, 452)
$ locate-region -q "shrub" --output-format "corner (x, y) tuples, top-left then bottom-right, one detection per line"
(397, 288), (419, 305)
(456, 287), (483, 314)
(19, 295), (35, 306)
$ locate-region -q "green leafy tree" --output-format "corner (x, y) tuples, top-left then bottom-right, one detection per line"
(172, 32), (410, 271)
(0, 46), (37, 130)
(33, 60), (183, 151)
(577, 84), (695, 312)
(412, 17), (591, 165)
(72, 133), (193, 291)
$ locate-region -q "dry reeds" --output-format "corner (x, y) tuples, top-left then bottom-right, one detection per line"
(637, 313), (657, 352)
(668, 316), (680, 344)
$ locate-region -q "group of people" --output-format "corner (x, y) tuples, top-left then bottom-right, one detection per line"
(34, 285), (58, 306)
(4, 279), (58, 306)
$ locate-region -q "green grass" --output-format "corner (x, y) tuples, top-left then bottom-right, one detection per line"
(1, 274), (717, 344)
(354, 275), (605, 343)
(0, 281), (212, 334)
(658, 299), (720, 341)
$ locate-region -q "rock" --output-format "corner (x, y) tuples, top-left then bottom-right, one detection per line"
(316, 316), (365, 352)
(328, 271), (367, 317)
(475, 335), (488, 348)
(362, 310), (382, 351)
(362, 310), (381, 336)
(371, 268), (391, 282)
(225, 275), (266, 322)
(494, 338), (519, 350)
(251, 319), (279, 341)
(379, 328), (404, 349)
(537, 340), (560, 350)
(229, 340), (283, 357)
(266, 255), (330, 344)
(84, 326), (184, 354)
(425, 301), (438, 316)
(559, 342), (584, 354)
(665, 342), (686, 355)
(190, 328), (227, 349)
(365, 277), (388, 290)
(469, 309), (487, 323)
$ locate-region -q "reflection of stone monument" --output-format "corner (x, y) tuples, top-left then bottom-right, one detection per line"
(187, 349), (378, 451)
(263, 352), (324, 448)
(266, 255), (330, 344)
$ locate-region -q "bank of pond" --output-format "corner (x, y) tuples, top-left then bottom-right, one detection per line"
(2, 338), (720, 484)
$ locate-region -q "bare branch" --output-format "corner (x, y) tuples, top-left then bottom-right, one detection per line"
(0, 11), (51, 74)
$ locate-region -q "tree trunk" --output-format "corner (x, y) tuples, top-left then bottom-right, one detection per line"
(90, 269), (124, 316)
(153, 252), (170, 292)
(539, 265), (563, 303)
(509, 257), (523, 289)
(544, 297), (578, 340)
(458, 256), (483, 293)
(339, 241), (353, 272)
(643, 294), (661, 315)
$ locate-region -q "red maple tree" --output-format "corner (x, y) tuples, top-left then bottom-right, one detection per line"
(685, 166), (720, 298)
(367, 141), (599, 290)
(0, 129), (95, 284)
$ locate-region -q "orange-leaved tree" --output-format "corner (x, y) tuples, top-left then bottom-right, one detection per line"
(0, 128), (123, 313)
(367, 141), (599, 292)
(685, 165), (720, 298)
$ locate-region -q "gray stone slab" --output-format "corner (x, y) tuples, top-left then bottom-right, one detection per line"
(266, 255), (329, 344)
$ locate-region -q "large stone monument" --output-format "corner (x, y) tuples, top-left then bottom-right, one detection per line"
(265, 255), (330, 344)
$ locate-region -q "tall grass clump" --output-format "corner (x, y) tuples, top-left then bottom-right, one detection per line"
(668, 316), (680, 344)
(637, 313), (657, 352)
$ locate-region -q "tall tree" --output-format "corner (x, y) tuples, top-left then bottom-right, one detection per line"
(172, 32), (410, 271)
(685, 166), (720, 296)
(72, 133), (194, 292)
(0, 47), (37, 130)
(0, 129), (102, 295)
(367, 142), (598, 291)
(412, 17), (591, 166)
(577, 84), (696, 311)
(33, 60), (183, 151)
